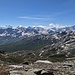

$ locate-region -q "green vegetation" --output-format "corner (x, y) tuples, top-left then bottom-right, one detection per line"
(0, 53), (25, 64)
(0, 37), (52, 52)
(48, 54), (66, 62)
(49, 57), (66, 62)
(0, 54), (6, 61)
(0, 53), (67, 64)
(7, 55), (24, 64)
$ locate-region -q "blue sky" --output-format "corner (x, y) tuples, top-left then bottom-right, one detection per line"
(0, 0), (75, 27)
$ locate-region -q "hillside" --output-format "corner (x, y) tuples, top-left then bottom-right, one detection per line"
(0, 25), (75, 57)
(0, 34), (58, 51)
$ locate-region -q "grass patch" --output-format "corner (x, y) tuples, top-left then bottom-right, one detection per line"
(48, 54), (66, 62)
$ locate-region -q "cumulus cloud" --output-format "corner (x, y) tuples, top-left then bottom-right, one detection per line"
(32, 25), (49, 29)
(32, 23), (71, 30)
(49, 23), (56, 28)
(49, 23), (69, 29)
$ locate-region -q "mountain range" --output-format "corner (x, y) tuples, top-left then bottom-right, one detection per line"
(0, 25), (75, 44)
(0, 25), (75, 57)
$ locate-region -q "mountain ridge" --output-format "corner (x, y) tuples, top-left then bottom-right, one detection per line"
(0, 25), (75, 57)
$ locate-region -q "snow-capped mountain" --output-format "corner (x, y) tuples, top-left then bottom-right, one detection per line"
(0, 25), (75, 44)
(0, 25), (75, 57)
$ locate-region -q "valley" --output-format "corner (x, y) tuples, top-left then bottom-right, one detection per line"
(0, 26), (75, 75)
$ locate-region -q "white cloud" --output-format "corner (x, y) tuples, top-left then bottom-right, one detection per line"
(32, 25), (48, 29)
(30, 23), (69, 29)
(49, 23), (56, 27)
(18, 16), (48, 20)
(49, 23), (69, 29)
(31, 23), (71, 30)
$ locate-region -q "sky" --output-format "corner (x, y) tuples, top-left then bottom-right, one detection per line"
(0, 0), (75, 27)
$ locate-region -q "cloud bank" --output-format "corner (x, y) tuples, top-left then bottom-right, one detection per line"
(32, 23), (71, 29)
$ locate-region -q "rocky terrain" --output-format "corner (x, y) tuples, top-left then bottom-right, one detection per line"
(1, 30), (75, 57)
(0, 48), (74, 75)
(0, 58), (75, 75)
(0, 25), (75, 45)
(0, 25), (75, 75)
